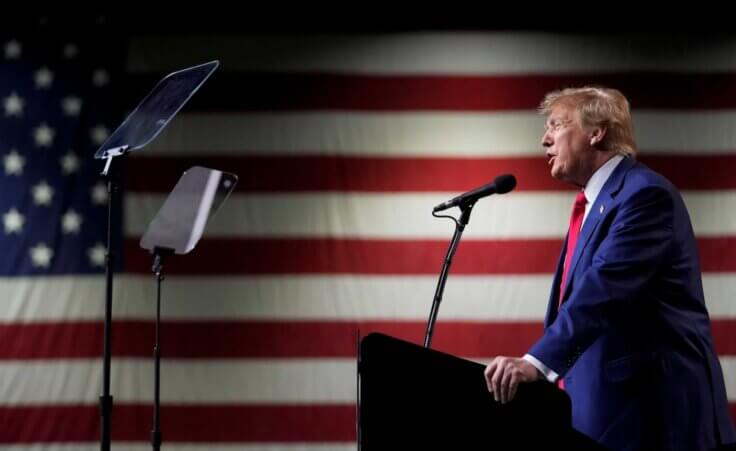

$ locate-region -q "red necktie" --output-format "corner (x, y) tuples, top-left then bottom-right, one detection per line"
(557, 190), (586, 390)
(559, 190), (587, 308)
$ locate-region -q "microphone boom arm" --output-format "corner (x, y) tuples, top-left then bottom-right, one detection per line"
(424, 202), (474, 348)
(424, 173), (516, 348)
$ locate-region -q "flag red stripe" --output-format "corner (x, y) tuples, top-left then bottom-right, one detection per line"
(130, 72), (736, 111)
(124, 238), (736, 275)
(712, 320), (736, 355)
(0, 404), (354, 443)
(2, 403), (734, 443)
(3, 319), (735, 359)
(125, 155), (736, 193)
(125, 238), (563, 274)
(0, 321), (542, 359)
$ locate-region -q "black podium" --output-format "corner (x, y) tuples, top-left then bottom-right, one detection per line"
(358, 333), (607, 450)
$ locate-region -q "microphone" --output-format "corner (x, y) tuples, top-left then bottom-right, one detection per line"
(432, 174), (516, 212)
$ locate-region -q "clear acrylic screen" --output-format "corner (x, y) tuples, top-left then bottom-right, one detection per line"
(95, 60), (219, 158)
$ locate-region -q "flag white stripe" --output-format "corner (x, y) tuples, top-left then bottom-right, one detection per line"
(142, 111), (736, 156)
(127, 33), (736, 74)
(0, 275), (551, 321)
(127, 191), (736, 239)
(0, 359), (354, 405)
(127, 192), (571, 239)
(2, 357), (735, 404)
(1, 274), (735, 322)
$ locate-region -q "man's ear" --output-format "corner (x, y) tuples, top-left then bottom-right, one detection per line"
(590, 126), (607, 147)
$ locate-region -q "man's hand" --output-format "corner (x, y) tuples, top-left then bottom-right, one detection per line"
(484, 356), (541, 404)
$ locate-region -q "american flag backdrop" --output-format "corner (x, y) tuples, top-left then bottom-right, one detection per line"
(1, 28), (736, 449)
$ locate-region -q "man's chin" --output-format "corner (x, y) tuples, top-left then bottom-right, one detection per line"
(550, 168), (577, 185)
(550, 167), (565, 181)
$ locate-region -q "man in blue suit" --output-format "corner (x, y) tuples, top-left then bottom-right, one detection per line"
(483, 86), (735, 450)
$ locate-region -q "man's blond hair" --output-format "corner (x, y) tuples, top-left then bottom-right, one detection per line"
(539, 86), (636, 157)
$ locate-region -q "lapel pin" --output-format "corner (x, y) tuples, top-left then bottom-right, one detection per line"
(599, 204), (605, 214)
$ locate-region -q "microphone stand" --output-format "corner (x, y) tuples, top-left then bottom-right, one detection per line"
(424, 201), (475, 348)
(150, 246), (174, 451)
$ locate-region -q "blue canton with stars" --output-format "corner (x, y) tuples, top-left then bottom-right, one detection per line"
(0, 32), (124, 275)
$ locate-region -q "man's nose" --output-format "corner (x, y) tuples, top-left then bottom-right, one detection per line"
(541, 131), (552, 148)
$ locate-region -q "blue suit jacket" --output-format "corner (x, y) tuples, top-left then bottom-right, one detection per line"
(528, 157), (735, 451)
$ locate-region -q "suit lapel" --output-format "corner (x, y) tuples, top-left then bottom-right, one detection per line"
(559, 157), (636, 303)
(545, 240), (567, 327)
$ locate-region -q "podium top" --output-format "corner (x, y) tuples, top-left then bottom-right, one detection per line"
(95, 60), (219, 159)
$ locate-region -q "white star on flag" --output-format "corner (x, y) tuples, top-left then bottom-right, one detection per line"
(61, 96), (82, 116)
(33, 123), (55, 147)
(34, 67), (54, 89)
(90, 125), (109, 145)
(92, 69), (109, 87)
(4, 39), (21, 59)
(4, 92), (24, 116)
(3, 208), (24, 234)
(63, 43), (78, 59)
(60, 151), (80, 175)
(32, 180), (54, 206)
(90, 182), (108, 205)
(30, 243), (53, 268)
(61, 210), (82, 234)
(88, 243), (107, 267)
(3, 150), (25, 175)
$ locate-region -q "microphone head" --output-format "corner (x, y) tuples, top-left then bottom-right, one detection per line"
(494, 174), (516, 194)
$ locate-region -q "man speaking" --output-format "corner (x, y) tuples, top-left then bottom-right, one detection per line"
(483, 86), (735, 451)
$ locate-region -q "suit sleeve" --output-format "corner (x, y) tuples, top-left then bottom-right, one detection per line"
(527, 184), (675, 376)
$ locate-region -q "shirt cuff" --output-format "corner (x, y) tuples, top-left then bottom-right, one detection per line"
(523, 353), (559, 383)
